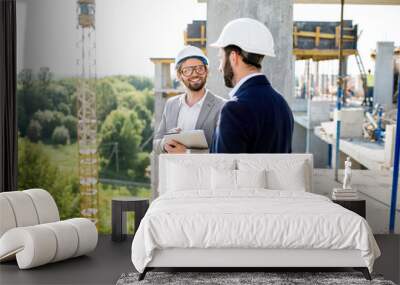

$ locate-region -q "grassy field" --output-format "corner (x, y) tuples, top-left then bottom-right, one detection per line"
(40, 142), (151, 233)
(41, 143), (79, 175)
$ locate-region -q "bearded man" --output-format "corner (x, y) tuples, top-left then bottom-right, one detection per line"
(153, 46), (225, 154)
(210, 18), (293, 153)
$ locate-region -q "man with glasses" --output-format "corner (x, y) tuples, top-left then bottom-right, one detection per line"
(153, 46), (225, 154)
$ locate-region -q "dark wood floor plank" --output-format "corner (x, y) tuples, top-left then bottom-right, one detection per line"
(1, 234), (398, 284)
(0, 235), (134, 285)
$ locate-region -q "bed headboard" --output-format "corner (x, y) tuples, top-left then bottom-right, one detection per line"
(158, 154), (313, 196)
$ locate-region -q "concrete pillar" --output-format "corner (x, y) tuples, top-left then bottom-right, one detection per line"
(374, 42), (395, 110)
(384, 124), (396, 168)
(331, 74), (336, 93)
(151, 59), (174, 132)
(150, 58), (175, 200)
(154, 62), (172, 90)
(321, 74), (326, 96)
(292, 123), (306, 153)
(314, 61), (319, 97)
(206, 0), (293, 105)
(292, 54), (296, 99)
(310, 134), (329, 168)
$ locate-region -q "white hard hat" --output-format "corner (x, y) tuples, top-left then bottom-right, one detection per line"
(175, 45), (209, 68)
(210, 18), (275, 57)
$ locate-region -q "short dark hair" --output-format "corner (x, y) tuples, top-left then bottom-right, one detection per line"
(223, 45), (264, 69)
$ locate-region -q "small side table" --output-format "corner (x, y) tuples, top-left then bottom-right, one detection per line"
(333, 199), (366, 218)
(112, 197), (149, 242)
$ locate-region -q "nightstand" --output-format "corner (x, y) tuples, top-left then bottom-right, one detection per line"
(112, 197), (149, 242)
(332, 199), (366, 218)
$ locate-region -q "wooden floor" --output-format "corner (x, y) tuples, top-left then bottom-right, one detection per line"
(0, 234), (398, 285)
(0, 235), (134, 285)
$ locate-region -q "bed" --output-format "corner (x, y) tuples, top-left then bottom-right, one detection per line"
(131, 154), (380, 281)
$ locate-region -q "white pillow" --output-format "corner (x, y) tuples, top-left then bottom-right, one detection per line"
(164, 158), (236, 193)
(167, 162), (211, 191)
(238, 159), (309, 191)
(211, 169), (267, 191)
(265, 161), (306, 191)
(236, 169), (267, 189)
(211, 168), (236, 190)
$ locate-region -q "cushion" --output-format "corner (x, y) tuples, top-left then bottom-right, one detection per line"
(0, 192), (39, 227)
(211, 169), (267, 191)
(265, 162), (306, 191)
(23, 189), (60, 224)
(157, 154), (236, 195)
(164, 158), (236, 192)
(211, 168), (236, 190)
(238, 158), (309, 191)
(167, 162), (211, 191)
(236, 169), (267, 189)
(0, 196), (17, 237)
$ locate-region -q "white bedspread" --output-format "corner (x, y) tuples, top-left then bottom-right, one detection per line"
(131, 190), (380, 273)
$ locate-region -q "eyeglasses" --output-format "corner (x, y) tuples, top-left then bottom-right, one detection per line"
(180, 65), (207, 77)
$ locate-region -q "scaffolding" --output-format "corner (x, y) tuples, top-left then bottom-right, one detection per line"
(76, 0), (99, 225)
(184, 20), (206, 54)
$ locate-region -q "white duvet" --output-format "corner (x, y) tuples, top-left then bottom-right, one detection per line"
(131, 190), (380, 273)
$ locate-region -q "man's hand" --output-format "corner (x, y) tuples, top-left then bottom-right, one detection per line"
(164, 140), (187, 154)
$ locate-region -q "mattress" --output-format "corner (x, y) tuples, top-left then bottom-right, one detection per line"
(131, 190), (380, 273)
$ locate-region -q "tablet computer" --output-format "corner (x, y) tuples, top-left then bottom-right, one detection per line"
(163, 130), (208, 149)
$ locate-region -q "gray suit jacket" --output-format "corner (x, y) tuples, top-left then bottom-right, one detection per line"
(153, 90), (226, 153)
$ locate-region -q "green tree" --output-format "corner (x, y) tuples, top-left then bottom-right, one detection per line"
(58, 103), (71, 116)
(118, 90), (154, 152)
(45, 82), (70, 112)
(124, 75), (153, 91)
(52, 126), (70, 145)
(112, 78), (136, 94)
(37, 67), (52, 87)
(26, 120), (42, 143)
(135, 152), (150, 181)
(134, 104), (153, 152)
(62, 115), (77, 141)
(142, 89), (155, 114)
(33, 110), (65, 141)
(96, 79), (118, 125)
(18, 138), (80, 219)
(99, 109), (144, 179)
(62, 78), (79, 117)
(17, 69), (34, 136)
(18, 69), (34, 88)
(17, 68), (56, 136)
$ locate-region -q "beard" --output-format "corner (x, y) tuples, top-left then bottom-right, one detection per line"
(182, 76), (206, 92)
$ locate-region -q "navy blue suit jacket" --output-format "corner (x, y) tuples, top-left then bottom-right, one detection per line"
(211, 75), (294, 153)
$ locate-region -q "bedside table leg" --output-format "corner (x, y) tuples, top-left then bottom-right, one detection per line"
(112, 202), (124, 242)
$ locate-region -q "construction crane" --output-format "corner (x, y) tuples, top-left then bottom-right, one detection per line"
(76, 0), (99, 225)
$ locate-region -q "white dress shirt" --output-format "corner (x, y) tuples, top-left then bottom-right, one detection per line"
(228, 72), (265, 98)
(177, 92), (207, 131)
